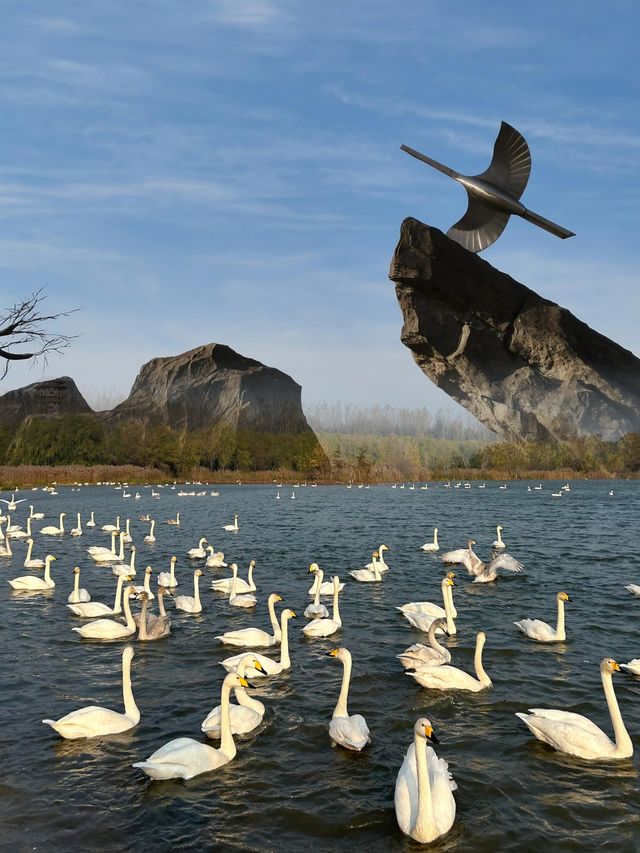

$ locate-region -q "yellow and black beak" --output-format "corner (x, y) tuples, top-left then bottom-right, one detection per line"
(425, 725), (439, 745)
(238, 676), (249, 687)
(327, 649), (339, 657)
(613, 661), (621, 672)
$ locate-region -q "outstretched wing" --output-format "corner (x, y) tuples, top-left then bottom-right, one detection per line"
(447, 198), (511, 253)
(476, 121), (531, 201)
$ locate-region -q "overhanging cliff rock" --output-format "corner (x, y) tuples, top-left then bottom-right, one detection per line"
(389, 217), (640, 441)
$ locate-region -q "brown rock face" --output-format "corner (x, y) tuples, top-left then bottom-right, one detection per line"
(389, 217), (640, 440)
(109, 342), (315, 435)
(0, 377), (92, 429)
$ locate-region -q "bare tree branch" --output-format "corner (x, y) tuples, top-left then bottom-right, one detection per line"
(0, 289), (78, 379)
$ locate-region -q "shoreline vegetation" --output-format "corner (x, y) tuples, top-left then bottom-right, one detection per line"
(0, 407), (638, 489)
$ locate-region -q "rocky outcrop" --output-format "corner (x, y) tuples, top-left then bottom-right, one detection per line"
(0, 377), (92, 429)
(108, 343), (316, 435)
(389, 217), (640, 441)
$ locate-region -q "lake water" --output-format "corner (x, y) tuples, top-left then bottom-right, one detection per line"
(1, 480), (639, 852)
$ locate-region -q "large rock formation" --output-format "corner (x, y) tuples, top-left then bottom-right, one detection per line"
(0, 377), (92, 429)
(390, 217), (640, 441)
(108, 342), (316, 435)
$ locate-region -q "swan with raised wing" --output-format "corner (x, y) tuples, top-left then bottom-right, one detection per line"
(132, 672), (249, 780)
(408, 631), (491, 692)
(42, 646), (140, 739)
(441, 539), (482, 573)
(515, 592), (570, 642)
(516, 658), (633, 760)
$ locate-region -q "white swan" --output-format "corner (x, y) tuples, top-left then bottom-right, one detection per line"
(101, 515), (120, 532)
(67, 567), (91, 603)
(144, 519), (156, 543)
(409, 631), (491, 692)
(221, 609), (296, 678)
(229, 569), (256, 608)
(514, 591), (570, 642)
(8, 517), (31, 539)
(441, 539), (482, 574)
(420, 528), (439, 552)
(112, 544), (136, 577)
(492, 525), (506, 549)
(68, 574), (130, 618)
(72, 586), (136, 640)
(216, 593), (283, 647)
(397, 618), (451, 669)
(174, 569), (203, 614)
(350, 551), (383, 583)
(86, 511), (96, 528)
(89, 531), (125, 564)
(131, 566), (155, 600)
(158, 555), (178, 587)
(327, 647), (370, 751)
(401, 578), (457, 636)
(122, 518), (132, 544)
(304, 568), (329, 618)
(365, 543), (389, 572)
(516, 658), (633, 760)
(202, 655), (266, 738)
(303, 576), (342, 638)
(42, 646), (140, 739)
(308, 563), (345, 595)
(187, 537), (208, 558)
(29, 505), (44, 520)
(40, 512), (65, 535)
(211, 561), (256, 594)
(70, 513), (83, 537)
(620, 660), (640, 676)
(398, 574), (458, 621)
(223, 513), (239, 532)
(132, 672), (249, 780)
(164, 512), (180, 526)
(24, 538), (45, 569)
(136, 590), (171, 640)
(0, 524), (12, 556)
(472, 552), (523, 583)
(9, 555), (56, 590)
(624, 584), (640, 597)
(205, 546), (227, 568)
(395, 718), (456, 844)
(87, 529), (118, 557)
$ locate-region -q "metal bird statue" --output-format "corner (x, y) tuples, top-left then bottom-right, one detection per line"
(401, 121), (574, 252)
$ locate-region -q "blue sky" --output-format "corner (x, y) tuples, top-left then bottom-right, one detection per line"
(1, 1), (638, 414)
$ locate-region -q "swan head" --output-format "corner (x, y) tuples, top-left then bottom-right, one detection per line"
(444, 577), (456, 588)
(195, 569), (203, 578)
(230, 563), (238, 574)
(225, 672), (249, 689)
(414, 717), (439, 744)
(249, 559), (256, 567)
(432, 617), (449, 635)
(601, 658), (621, 675)
(497, 525), (503, 532)
(467, 539), (476, 547)
(270, 593), (284, 604)
(158, 586), (172, 597)
(123, 645), (135, 663)
(327, 647), (350, 663)
(476, 631), (487, 647)
(138, 591), (150, 602)
(282, 608), (297, 620)
(46, 555), (57, 563)
(309, 562), (319, 574)
(446, 571), (455, 580)
(557, 591), (571, 602)
(171, 556), (177, 563)
(379, 544), (389, 552)
(372, 551), (379, 558)
(73, 567), (80, 575)
(145, 567), (153, 576)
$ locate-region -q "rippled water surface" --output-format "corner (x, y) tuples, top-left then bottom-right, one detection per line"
(2, 480), (640, 852)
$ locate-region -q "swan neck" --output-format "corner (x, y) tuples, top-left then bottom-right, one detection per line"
(268, 597), (281, 639)
(193, 574), (201, 609)
(219, 679), (237, 759)
(434, 529), (438, 545)
(26, 539), (33, 559)
(158, 591), (167, 617)
(44, 557), (51, 581)
(113, 576), (124, 613)
(123, 590), (135, 630)
(139, 597), (149, 640)
(427, 620), (447, 656)
(444, 584), (456, 634)
(235, 684), (264, 713)
(556, 598), (566, 639)
(334, 654), (351, 717)
(129, 549), (136, 570)
(602, 669), (632, 755)
(332, 582), (341, 623)
(73, 572), (80, 594)
(122, 652), (140, 721)
(474, 637), (491, 686)
(229, 571), (237, 601)
(413, 732), (435, 840)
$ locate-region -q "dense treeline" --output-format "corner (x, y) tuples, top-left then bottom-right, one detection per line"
(306, 402), (491, 440)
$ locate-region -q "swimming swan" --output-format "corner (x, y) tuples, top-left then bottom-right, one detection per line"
(72, 586), (136, 640)
(401, 578), (457, 636)
(42, 646), (140, 739)
(395, 717), (456, 844)
(67, 567), (91, 603)
(223, 514), (239, 532)
(158, 556), (178, 587)
(216, 593), (283, 647)
(220, 609), (297, 678)
(516, 658), (633, 760)
(132, 672), (249, 780)
(365, 543), (389, 572)
(206, 546), (227, 568)
(68, 574), (131, 618)
(201, 655), (266, 738)
(211, 561), (256, 594)
(408, 631), (491, 692)
(420, 528), (440, 552)
(327, 647), (370, 751)
(350, 551), (383, 583)
(9, 555), (56, 590)
(136, 590), (171, 640)
(397, 618), (451, 669)
(24, 538), (45, 569)
(144, 520), (156, 543)
(174, 569), (203, 614)
(70, 513), (83, 537)
(308, 563), (345, 596)
(398, 574), (458, 620)
(229, 569), (257, 608)
(304, 568), (329, 618)
(492, 525), (506, 549)
(40, 513), (66, 535)
(303, 576), (342, 638)
(131, 566), (155, 600)
(624, 584), (640, 597)
(112, 545), (136, 577)
(514, 591), (570, 642)
(187, 537), (208, 558)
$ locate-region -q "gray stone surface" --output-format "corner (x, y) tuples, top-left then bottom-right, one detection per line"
(389, 217), (640, 440)
(0, 377), (92, 429)
(108, 342), (316, 435)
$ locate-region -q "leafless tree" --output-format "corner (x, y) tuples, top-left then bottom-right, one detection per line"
(0, 289), (77, 379)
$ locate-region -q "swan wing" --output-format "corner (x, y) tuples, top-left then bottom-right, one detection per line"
(43, 706), (130, 738)
(486, 553), (523, 573)
(514, 619), (556, 641)
(72, 619), (131, 639)
(215, 628), (275, 647)
(624, 584), (640, 596)
(409, 665), (478, 691)
(398, 602), (445, 618)
(395, 743), (456, 838)
(516, 711), (613, 757)
(302, 618), (339, 637)
(329, 714), (370, 750)
(395, 744), (418, 836)
(202, 704), (262, 737)
(620, 659), (640, 675)
(67, 601), (111, 617)
(133, 737), (227, 780)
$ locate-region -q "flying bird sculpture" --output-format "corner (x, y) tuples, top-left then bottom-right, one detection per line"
(401, 121), (574, 252)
